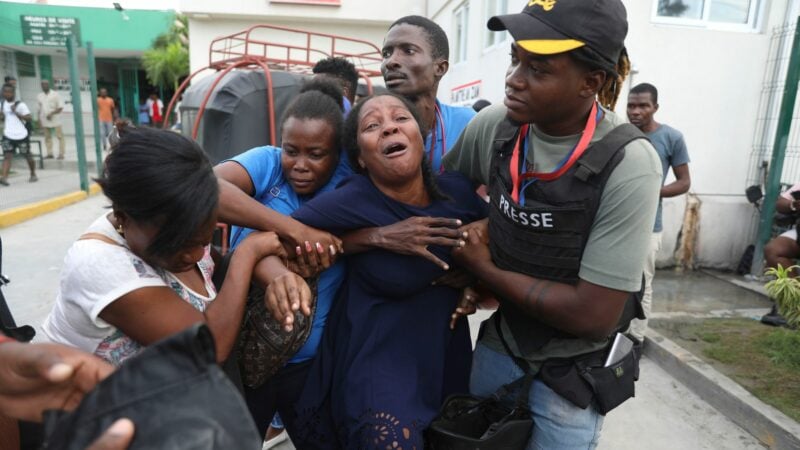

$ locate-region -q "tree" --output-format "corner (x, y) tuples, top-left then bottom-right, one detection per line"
(142, 14), (189, 92)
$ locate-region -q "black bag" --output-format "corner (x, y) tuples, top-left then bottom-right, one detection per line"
(425, 314), (535, 449)
(41, 324), (262, 449)
(0, 237), (35, 342)
(425, 375), (534, 450)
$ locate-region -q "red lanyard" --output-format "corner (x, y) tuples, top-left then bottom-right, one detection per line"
(428, 104), (446, 174)
(510, 102), (600, 203)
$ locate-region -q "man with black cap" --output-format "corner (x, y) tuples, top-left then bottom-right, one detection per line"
(445, 0), (662, 447)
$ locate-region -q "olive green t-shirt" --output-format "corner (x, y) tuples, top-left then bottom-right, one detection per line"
(442, 103), (662, 369)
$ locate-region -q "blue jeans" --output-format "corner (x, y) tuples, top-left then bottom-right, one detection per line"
(470, 342), (604, 450)
(100, 121), (114, 150)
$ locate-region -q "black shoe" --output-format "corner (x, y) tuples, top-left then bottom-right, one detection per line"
(761, 304), (788, 327)
(44, 155), (54, 159)
(0, 178), (8, 186)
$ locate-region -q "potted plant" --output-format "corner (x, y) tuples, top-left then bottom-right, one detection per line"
(764, 264), (800, 328)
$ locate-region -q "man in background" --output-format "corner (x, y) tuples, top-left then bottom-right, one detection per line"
(381, 15), (475, 173)
(627, 82), (691, 341)
(0, 83), (36, 185)
(97, 88), (116, 150)
(37, 80), (65, 160)
(313, 57), (359, 115)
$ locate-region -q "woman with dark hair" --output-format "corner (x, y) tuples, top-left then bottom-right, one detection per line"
(42, 125), (284, 366)
(213, 81), (350, 443)
(260, 93), (487, 449)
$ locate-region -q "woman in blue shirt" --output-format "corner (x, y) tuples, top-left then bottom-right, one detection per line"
(214, 81), (351, 440)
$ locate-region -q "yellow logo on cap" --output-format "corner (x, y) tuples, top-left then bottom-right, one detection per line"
(528, 0), (556, 11)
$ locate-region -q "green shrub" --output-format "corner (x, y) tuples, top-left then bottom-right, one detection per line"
(764, 264), (800, 328)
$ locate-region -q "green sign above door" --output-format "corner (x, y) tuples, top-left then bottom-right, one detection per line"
(20, 15), (81, 47)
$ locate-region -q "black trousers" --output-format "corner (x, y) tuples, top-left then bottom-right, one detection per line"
(244, 359), (313, 439)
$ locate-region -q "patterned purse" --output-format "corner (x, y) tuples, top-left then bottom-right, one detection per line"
(237, 277), (318, 389)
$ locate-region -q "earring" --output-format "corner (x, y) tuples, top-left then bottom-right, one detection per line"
(113, 213), (124, 236)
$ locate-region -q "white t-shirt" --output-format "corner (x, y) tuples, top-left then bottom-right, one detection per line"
(42, 214), (217, 366)
(2, 100), (30, 140)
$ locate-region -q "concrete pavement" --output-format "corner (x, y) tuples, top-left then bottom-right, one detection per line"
(1, 135), (101, 212)
(0, 197), (769, 449)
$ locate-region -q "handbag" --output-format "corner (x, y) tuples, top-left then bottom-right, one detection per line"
(425, 375), (534, 449)
(237, 277), (318, 389)
(210, 249), (319, 389)
(425, 313), (534, 449)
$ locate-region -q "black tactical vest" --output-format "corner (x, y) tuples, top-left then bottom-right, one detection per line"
(488, 118), (647, 355)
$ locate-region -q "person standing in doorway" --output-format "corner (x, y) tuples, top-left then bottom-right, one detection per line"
(149, 93), (164, 128)
(626, 82), (691, 341)
(37, 79), (66, 160)
(0, 83), (37, 186)
(138, 98), (151, 127)
(97, 88), (116, 150)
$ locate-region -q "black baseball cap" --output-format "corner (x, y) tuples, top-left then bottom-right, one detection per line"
(488, 0), (628, 66)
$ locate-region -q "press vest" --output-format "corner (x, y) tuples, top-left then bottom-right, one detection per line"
(488, 119), (647, 355)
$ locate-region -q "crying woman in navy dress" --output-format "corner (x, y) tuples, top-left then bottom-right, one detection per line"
(263, 94), (487, 449)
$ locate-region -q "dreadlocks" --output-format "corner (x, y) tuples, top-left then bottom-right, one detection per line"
(570, 46), (631, 110)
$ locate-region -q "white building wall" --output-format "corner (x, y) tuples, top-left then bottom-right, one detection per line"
(430, 0), (796, 269)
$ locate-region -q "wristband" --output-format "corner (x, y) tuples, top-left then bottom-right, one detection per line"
(0, 334), (15, 344)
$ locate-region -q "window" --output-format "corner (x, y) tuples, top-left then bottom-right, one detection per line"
(454, 3), (469, 63)
(653, 0), (763, 30)
(14, 52), (35, 77)
(485, 0), (509, 48)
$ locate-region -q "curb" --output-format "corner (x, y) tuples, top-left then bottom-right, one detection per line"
(0, 183), (102, 228)
(644, 329), (800, 449)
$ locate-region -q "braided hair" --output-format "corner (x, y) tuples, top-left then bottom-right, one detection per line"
(570, 46), (631, 110)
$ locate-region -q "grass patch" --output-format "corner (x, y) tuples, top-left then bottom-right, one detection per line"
(652, 318), (800, 422)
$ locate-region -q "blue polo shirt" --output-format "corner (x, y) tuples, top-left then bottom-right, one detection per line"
(228, 146), (352, 363)
(425, 100), (476, 173)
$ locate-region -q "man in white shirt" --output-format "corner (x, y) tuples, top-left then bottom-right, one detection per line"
(0, 83), (36, 186)
(37, 80), (65, 160)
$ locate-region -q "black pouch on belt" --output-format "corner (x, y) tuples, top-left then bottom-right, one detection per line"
(538, 337), (642, 415)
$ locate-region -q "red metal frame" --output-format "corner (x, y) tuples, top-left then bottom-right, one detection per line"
(208, 24), (383, 76)
(162, 24), (383, 142)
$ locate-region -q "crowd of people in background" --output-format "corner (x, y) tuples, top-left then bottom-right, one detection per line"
(1, 1), (738, 449)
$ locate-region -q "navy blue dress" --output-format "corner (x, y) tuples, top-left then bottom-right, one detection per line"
(291, 172), (487, 449)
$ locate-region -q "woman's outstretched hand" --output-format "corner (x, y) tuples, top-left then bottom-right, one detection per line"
(266, 271), (313, 332)
(370, 217), (467, 270)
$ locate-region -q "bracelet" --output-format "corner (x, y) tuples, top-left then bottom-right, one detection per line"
(0, 334), (15, 344)
(791, 202), (797, 212)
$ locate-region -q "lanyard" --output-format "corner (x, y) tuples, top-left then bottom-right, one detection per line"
(428, 103), (446, 174)
(510, 102), (602, 204)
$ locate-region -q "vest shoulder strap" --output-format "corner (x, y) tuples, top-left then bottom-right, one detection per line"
(574, 123), (648, 182)
(492, 117), (520, 153)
